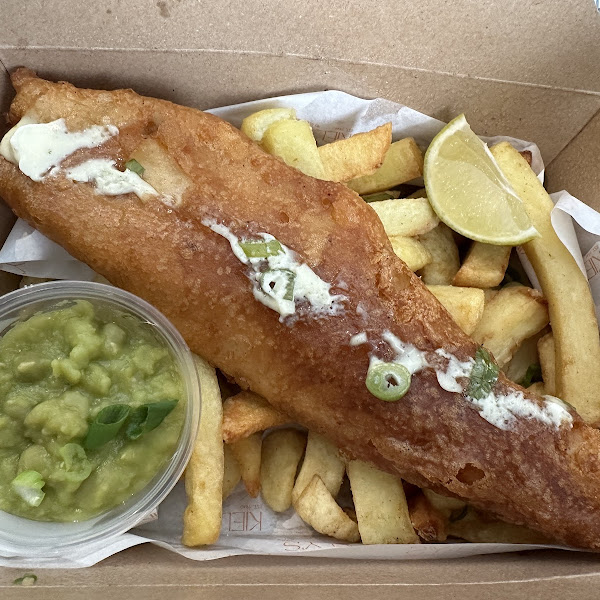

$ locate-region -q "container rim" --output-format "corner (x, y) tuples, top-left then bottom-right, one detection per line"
(0, 280), (201, 557)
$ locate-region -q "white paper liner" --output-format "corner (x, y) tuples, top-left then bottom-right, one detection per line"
(0, 91), (597, 567)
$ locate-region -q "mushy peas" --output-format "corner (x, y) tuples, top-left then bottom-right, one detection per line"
(0, 299), (185, 521)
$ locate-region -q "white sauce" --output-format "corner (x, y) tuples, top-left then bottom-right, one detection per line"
(202, 218), (346, 320)
(349, 332), (368, 346)
(372, 335), (572, 431)
(65, 159), (158, 200)
(434, 348), (474, 393)
(471, 390), (573, 431)
(1, 118), (118, 181)
(381, 330), (428, 375)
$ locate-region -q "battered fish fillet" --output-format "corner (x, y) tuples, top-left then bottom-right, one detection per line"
(1, 69), (600, 548)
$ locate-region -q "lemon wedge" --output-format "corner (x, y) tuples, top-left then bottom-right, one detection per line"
(424, 114), (538, 245)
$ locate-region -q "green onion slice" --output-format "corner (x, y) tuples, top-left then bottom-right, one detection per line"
(13, 574), (37, 586)
(467, 347), (499, 400)
(239, 239), (283, 258)
(361, 190), (400, 203)
(259, 268), (295, 301)
(519, 363), (542, 388)
(365, 361), (411, 402)
(58, 443), (92, 483)
(11, 471), (46, 507)
(126, 400), (178, 441)
(84, 404), (130, 450)
(125, 159), (145, 176)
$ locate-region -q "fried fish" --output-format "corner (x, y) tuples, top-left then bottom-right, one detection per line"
(2, 69), (600, 548)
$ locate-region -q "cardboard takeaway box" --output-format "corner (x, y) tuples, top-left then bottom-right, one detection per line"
(2, 0), (600, 596)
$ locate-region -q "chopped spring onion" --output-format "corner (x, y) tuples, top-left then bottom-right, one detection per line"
(13, 574), (37, 586)
(519, 363), (542, 388)
(84, 404), (130, 450)
(126, 399), (178, 440)
(259, 268), (295, 301)
(125, 159), (145, 176)
(239, 239), (283, 258)
(361, 190), (400, 203)
(58, 443), (92, 483)
(11, 471), (46, 507)
(467, 347), (499, 400)
(365, 362), (411, 402)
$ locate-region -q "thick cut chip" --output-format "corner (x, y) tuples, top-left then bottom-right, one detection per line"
(292, 431), (345, 503)
(448, 507), (550, 544)
(408, 492), (448, 542)
(260, 429), (306, 512)
(347, 460), (419, 544)
(318, 123), (392, 182)
(222, 391), (290, 443)
(222, 443), (241, 500)
(452, 242), (512, 288)
(182, 356), (223, 547)
(427, 285), (485, 335)
(417, 223), (460, 285)
(471, 285), (549, 368)
(538, 332), (556, 396)
(369, 197), (439, 238)
(261, 119), (325, 179)
(347, 138), (424, 195)
(229, 432), (262, 498)
(389, 236), (432, 271)
(241, 108), (297, 143)
(293, 474), (360, 542)
(491, 143), (600, 424)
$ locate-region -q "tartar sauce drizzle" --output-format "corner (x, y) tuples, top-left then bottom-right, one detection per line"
(202, 218), (346, 321)
(370, 331), (573, 431)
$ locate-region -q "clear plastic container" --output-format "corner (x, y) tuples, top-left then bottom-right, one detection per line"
(0, 281), (201, 558)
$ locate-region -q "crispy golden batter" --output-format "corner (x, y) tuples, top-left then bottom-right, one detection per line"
(2, 70), (600, 548)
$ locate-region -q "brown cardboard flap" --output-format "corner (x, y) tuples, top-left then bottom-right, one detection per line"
(1, 545), (600, 599)
(2, 0), (600, 93)
(1, 48), (599, 165)
(546, 107), (600, 211)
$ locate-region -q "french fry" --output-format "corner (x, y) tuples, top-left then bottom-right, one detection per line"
(182, 356), (223, 547)
(471, 285), (549, 368)
(222, 443), (241, 500)
(347, 138), (424, 195)
(389, 236), (432, 271)
(292, 431), (345, 503)
(422, 489), (466, 518)
(222, 391), (290, 443)
(260, 429), (307, 512)
(318, 123), (392, 182)
(452, 243), (512, 288)
(483, 289), (499, 304)
(538, 332), (556, 395)
(408, 492), (447, 542)
(491, 143), (600, 424)
(505, 331), (544, 385)
(240, 107), (297, 143)
(261, 119), (325, 179)
(347, 460), (419, 544)
(448, 507), (550, 544)
(417, 223), (460, 285)
(528, 381), (546, 396)
(427, 285), (485, 335)
(229, 432), (262, 498)
(369, 197), (439, 238)
(293, 474), (360, 542)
